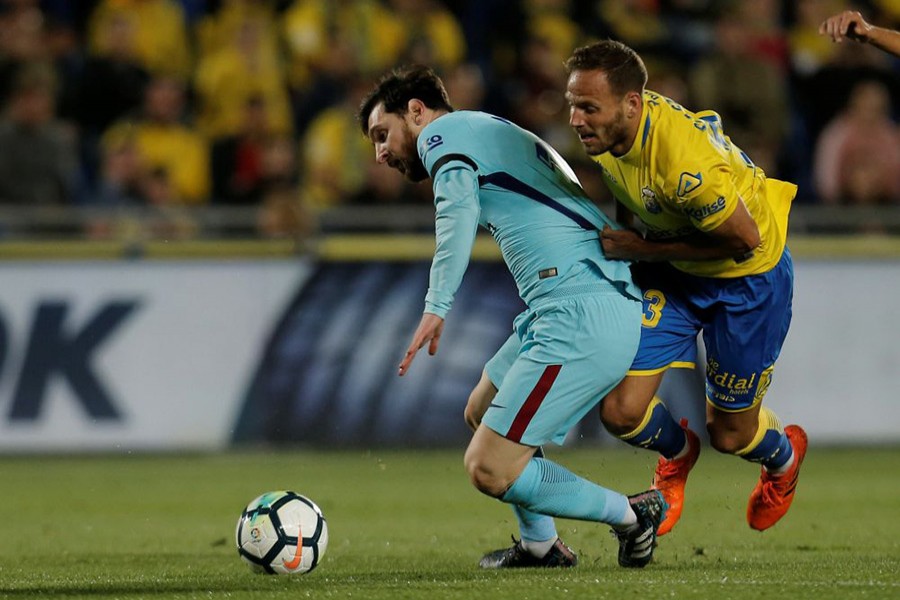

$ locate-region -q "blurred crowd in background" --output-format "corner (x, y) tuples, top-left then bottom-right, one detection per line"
(1, 0), (899, 239)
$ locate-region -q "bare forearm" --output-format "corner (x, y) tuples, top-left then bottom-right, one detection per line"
(631, 235), (754, 262)
(866, 26), (900, 57)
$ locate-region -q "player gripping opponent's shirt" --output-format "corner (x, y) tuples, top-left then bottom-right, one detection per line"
(566, 40), (807, 538)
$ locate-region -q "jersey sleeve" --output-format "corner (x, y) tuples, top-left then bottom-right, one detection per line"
(664, 119), (740, 233)
(422, 156), (481, 318)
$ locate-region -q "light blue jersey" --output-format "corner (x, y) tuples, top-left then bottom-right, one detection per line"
(414, 110), (642, 447)
(418, 111), (640, 318)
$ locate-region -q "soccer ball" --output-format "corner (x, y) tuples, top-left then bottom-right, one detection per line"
(235, 491), (328, 575)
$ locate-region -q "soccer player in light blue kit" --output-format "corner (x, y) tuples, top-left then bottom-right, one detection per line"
(358, 65), (667, 569)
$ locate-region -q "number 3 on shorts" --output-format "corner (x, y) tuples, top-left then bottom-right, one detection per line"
(642, 289), (666, 328)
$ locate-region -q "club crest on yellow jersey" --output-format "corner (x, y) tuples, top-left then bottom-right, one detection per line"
(641, 186), (662, 214)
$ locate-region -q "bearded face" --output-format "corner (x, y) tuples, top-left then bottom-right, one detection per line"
(565, 70), (637, 158)
(367, 103), (429, 182)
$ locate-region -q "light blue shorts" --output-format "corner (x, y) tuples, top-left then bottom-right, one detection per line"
(483, 286), (642, 446)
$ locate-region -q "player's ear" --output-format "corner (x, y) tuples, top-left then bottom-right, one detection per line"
(625, 91), (642, 119)
(408, 99), (425, 125)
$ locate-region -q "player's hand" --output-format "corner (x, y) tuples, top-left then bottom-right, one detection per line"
(398, 312), (445, 376)
(600, 225), (646, 260)
(819, 10), (873, 44)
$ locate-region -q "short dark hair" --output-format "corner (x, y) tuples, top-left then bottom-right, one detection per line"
(565, 40), (648, 97)
(357, 65), (454, 136)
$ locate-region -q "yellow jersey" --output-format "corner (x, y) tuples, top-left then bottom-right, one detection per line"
(592, 90), (796, 278)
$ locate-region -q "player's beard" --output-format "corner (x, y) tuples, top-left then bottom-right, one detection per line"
(390, 122), (429, 182)
(579, 108), (630, 157)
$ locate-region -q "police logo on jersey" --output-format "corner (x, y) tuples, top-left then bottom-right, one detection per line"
(641, 186), (662, 214)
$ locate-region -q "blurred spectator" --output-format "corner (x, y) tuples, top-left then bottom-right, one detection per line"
(74, 11), (149, 134)
(388, 0), (467, 72)
(524, 0), (584, 65)
(813, 79), (900, 205)
(299, 81), (374, 210)
(87, 0), (192, 80)
(794, 26), (899, 150)
(92, 132), (144, 206)
(0, 63), (78, 204)
(211, 95), (271, 205)
(194, 12), (293, 140)
(443, 62), (487, 110)
(689, 10), (789, 175)
(646, 60), (690, 106)
(503, 34), (571, 152)
(595, 0), (670, 53)
(282, 0), (404, 85)
(254, 135), (316, 239)
(195, 0), (279, 62)
(734, 0), (790, 72)
(790, 0), (846, 76)
(0, 0), (51, 104)
(101, 76), (209, 204)
(257, 187), (317, 239)
(348, 161), (413, 206)
(281, 0), (405, 132)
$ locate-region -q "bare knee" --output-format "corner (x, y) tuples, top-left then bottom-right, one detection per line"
(599, 374), (662, 436)
(707, 408), (759, 454)
(707, 423), (753, 454)
(600, 387), (652, 436)
(464, 447), (512, 497)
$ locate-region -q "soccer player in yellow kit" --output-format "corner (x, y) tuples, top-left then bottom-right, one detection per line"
(564, 40), (807, 535)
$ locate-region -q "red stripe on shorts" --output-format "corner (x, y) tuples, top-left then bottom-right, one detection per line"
(506, 364), (562, 443)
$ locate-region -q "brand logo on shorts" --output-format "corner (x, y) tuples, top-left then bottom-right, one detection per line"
(706, 359), (760, 398)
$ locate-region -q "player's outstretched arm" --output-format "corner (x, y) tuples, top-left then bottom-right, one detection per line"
(820, 10), (900, 57)
(398, 312), (445, 376)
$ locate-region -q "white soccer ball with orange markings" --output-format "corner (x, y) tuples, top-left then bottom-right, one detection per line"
(235, 491), (328, 575)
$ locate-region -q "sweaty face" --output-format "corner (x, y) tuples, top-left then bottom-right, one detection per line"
(366, 103), (429, 182)
(565, 70), (633, 157)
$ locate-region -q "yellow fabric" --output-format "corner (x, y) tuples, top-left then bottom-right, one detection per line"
(88, 0), (192, 79)
(397, 10), (466, 72)
(300, 106), (371, 208)
(527, 12), (583, 65)
(194, 2), (280, 61)
(194, 45), (293, 140)
(282, 0), (406, 88)
(593, 90), (797, 278)
(599, 0), (668, 47)
(735, 406), (783, 456)
(103, 121), (210, 204)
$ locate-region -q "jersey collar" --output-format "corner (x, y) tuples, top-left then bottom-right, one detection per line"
(619, 101), (651, 166)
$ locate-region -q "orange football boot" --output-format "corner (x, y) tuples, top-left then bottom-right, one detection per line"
(747, 424), (808, 531)
(652, 419), (701, 536)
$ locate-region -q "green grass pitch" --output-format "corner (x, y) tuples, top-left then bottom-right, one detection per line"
(1, 446), (898, 599)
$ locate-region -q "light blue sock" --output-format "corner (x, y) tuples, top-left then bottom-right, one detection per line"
(502, 458), (631, 526)
(512, 504), (557, 543)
